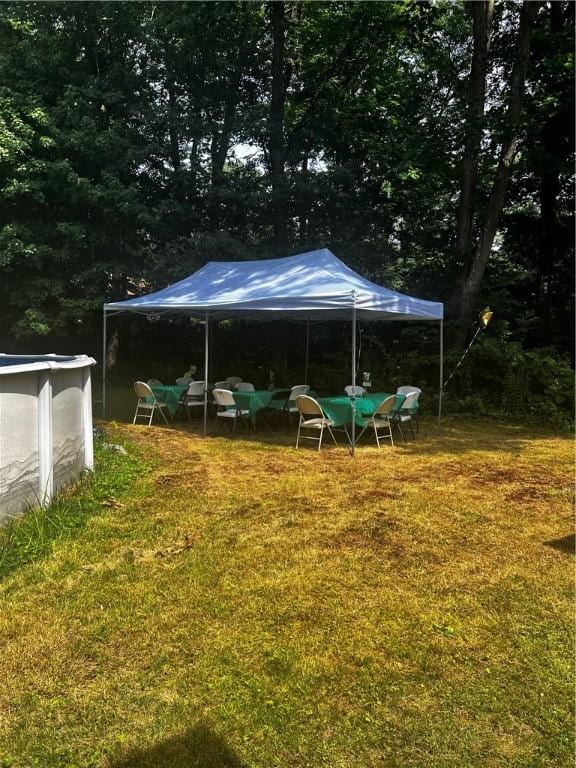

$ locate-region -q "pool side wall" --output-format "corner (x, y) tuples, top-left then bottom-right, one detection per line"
(0, 355), (95, 523)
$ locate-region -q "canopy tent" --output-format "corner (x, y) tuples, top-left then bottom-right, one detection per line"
(104, 248), (443, 322)
(103, 248), (444, 452)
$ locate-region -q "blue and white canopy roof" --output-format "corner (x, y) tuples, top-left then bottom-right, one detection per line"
(104, 248), (443, 321)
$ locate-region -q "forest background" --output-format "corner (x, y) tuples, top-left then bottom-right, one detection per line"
(0, 1), (573, 425)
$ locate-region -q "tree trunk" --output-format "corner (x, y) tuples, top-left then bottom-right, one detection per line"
(537, 166), (559, 318)
(166, 70), (181, 172)
(448, 0), (540, 348)
(207, 126), (227, 229)
(106, 262), (123, 370)
(209, 3), (250, 228)
(299, 156), (309, 245)
(455, 1), (494, 264)
(269, 0), (288, 246)
(189, 135), (200, 199)
(535, 1), (563, 318)
(106, 329), (119, 370)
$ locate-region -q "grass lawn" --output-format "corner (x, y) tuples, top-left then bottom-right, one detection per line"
(0, 414), (573, 767)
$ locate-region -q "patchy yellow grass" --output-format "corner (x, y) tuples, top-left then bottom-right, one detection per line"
(0, 418), (573, 768)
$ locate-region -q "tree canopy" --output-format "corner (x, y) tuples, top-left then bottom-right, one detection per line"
(0, 1), (573, 359)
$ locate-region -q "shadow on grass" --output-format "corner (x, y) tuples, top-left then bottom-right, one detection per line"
(109, 724), (245, 768)
(100, 412), (568, 459)
(544, 534), (575, 555)
(97, 380), (570, 456)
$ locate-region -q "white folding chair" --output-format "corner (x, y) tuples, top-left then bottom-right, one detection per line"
(184, 380), (205, 420)
(287, 384), (310, 424)
(396, 386), (422, 433)
(212, 388), (250, 433)
(357, 394), (396, 448)
(295, 395), (337, 451)
(235, 382), (255, 391)
(225, 376), (243, 388)
(345, 385), (366, 397)
(133, 381), (170, 426)
(397, 386), (422, 397)
(214, 380), (229, 390)
(395, 391), (419, 441)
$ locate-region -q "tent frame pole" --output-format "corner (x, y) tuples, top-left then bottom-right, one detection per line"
(304, 318), (310, 385)
(203, 312), (210, 437)
(438, 318), (444, 424)
(102, 309), (107, 419)
(350, 296), (357, 457)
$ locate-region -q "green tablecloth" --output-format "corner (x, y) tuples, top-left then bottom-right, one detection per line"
(233, 389), (289, 424)
(317, 392), (404, 428)
(150, 384), (187, 416)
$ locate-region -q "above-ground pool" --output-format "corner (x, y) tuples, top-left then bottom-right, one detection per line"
(0, 354), (96, 523)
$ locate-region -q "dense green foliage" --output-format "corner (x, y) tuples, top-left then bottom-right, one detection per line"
(0, 1), (573, 421)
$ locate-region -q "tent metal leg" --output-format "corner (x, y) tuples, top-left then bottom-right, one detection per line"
(203, 313), (209, 437)
(304, 318), (310, 385)
(438, 318), (444, 424)
(102, 310), (107, 419)
(350, 299), (357, 456)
